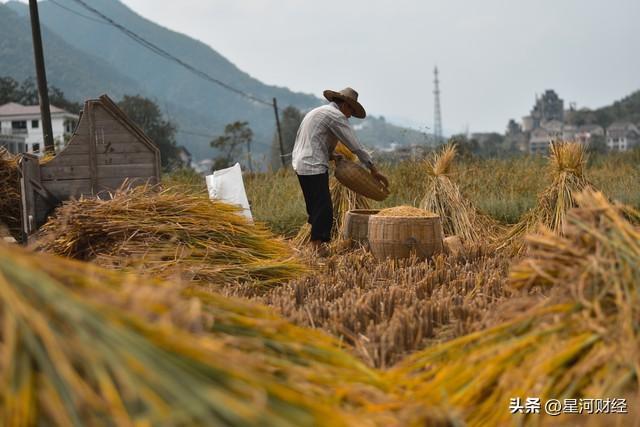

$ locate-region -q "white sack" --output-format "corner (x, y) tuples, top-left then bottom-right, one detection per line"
(205, 162), (253, 220)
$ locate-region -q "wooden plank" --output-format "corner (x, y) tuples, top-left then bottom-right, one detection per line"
(45, 151), (155, 166)
(41, 165), (91, 181)
(73, 115), (89, 136)
(96, 96), (158, 154)
(97, 164), (156, 179)
(18, 155), (59, 236)
(56, 137), (90, 155)
(44, 179), (92, 199)
(42, 152), (88, 168)
(41, 163), (156, 181)
(98, 141), (155, 154)
(95, 133), (151, 145)
(19, 156), (38, 238)
(92, 104), (113, 122)
(63, 138), (154, 154)
(44, 176), (156, 201)
(93, 120), (128, 134)
(98, 152), (155, 165)
(96, 176), (155, 191)
(88, 101), (98, 193)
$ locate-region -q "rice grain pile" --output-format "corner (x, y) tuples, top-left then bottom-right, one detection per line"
(34, 184), (306, 287)
(377, 205), (438, 217)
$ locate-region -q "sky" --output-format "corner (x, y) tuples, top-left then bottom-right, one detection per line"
(18, 0), (640, 134)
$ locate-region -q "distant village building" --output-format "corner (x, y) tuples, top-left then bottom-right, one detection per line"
(606, 122), (640, 151)
(528, 128), (552, 154)
(504, 119), (528, 152)
(376, 143), (429, 162)
(522, 90), (564, 132)
(576, 124), (604, 145)
(0, 102), (77, 155)
(506, 90), (616, 155)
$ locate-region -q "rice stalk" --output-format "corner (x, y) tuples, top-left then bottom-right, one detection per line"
(0, 243), (360, 426)
(419, 143), (502, 243)
(34, 184), (307, 287)
(389, 190), (640, 426)
(497, 140), (592, 255)
(228, 244), (511, 368)
(0, 148), (22, 241)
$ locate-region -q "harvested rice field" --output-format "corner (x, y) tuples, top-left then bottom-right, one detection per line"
(2, 143), (639, 425)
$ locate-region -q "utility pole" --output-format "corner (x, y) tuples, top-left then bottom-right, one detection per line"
(28, 0), (55, 154)
(433, 66), (443, 144)
(273, 98), (286, 168)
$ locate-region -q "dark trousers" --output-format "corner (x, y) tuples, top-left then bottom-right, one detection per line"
(297, 172), (333, 242)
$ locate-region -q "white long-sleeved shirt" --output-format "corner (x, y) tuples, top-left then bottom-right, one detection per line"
(292, 102), (373, 175)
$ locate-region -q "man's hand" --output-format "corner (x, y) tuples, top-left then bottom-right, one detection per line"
(330, 152), (345, 162)
(369, 165), (390, 188)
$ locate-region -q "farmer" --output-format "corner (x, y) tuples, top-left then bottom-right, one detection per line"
(292, 87), (389, 254)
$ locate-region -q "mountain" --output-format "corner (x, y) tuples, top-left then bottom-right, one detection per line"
(5, 0), (321, 160)
(0, 2), (140, 101)
(3, 0), (430, 163)
(566, 90), (640, 129)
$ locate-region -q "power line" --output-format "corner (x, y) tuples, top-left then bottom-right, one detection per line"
(65, 0), (273, 107)
(49, 0), (286, 156)
(49, 0), (110, 25)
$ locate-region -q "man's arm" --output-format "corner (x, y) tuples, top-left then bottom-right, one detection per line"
(329, 116), (374, 167)
(330, 117), (389, 188)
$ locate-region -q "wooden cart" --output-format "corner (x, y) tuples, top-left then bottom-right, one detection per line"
(19, 94), (161, 242)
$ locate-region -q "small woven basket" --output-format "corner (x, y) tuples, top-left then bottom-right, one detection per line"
(334, 158), (390, 201)
(342, 209), (380, 246)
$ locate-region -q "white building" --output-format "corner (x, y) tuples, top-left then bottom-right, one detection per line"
(606, 122), (640, 152)
(0, 102), (78, 155)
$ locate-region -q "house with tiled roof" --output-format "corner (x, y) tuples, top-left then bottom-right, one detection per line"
(606, 122), (640, 151)
(0, 102), (78, 155)
(529, 127), (553, 154)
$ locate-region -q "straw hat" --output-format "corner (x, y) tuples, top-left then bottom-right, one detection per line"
(323, 87), (366, 119)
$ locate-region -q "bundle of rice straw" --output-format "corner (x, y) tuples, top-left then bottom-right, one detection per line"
(0, 148), (22, 241)
(497, 140), (592, 254)
(1, 242), (464, 426)
(34, 184), (306, 287)
(0, 242), (399, 426)
(389, 189), (640, 426)
(419, 144), (500, 243)
(294, 142), (370, 246)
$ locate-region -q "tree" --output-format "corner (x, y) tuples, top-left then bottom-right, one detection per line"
(0, 76), (81, 113)
(210, 121), (253, 172)
(270, 106), (303, 170)
(449, 134), (479, 159)
(0, 76), (19, 104)
(118, 95), (178, 169)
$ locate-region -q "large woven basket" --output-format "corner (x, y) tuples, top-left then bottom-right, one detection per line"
(342, 209), (380, 246)
(368, 215), (444, 261)
(334, 159), (390, 201)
